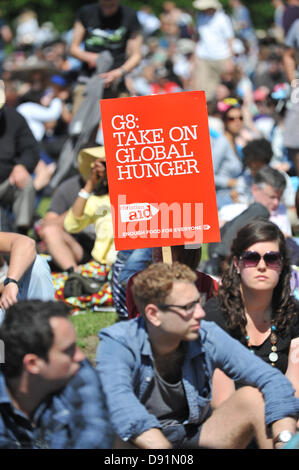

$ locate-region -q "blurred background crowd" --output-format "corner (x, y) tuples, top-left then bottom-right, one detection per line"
(0, 1), (297, 192)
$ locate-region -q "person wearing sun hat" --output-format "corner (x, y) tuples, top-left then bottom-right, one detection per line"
(38, 161), (98, 273)
(192, 0), (235, 101)
(64, 146), (117, 268)
(77, 146), (106, 183)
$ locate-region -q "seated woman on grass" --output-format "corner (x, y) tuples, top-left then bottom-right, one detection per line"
(64, 147), (116, 271)
(204, 219), (299, 407)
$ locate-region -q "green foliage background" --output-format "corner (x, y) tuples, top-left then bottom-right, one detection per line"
(1, 0), (275, 33)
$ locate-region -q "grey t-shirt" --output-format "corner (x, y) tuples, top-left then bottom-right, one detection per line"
(142, 370), (189, 427)
(49, 174), (96, 240)
(49, 174), (83, 214)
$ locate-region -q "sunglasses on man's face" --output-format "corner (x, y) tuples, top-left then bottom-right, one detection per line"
(239, 251), (283, 269)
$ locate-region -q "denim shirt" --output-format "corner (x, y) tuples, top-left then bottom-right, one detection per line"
(96, 317), (299, 442)
(0, 360), (114, 449)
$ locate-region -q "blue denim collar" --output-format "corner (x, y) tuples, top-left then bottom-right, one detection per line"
(137, 316), (206, 362)
(136, 317), (154, 359)
(33, 394), (70, 426)
(0, 370), (34, 427)
(0, 368), (70, 427)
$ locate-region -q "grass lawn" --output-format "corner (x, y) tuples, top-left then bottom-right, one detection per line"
(36, 196), (51, 218)
(70, 310), (118, 363)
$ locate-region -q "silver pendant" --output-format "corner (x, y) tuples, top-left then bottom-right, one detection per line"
(269, 352), (278, 363)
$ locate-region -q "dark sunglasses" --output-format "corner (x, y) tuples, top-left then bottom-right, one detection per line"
(227, 116), (243, 122)
(239, 251), (283, 269)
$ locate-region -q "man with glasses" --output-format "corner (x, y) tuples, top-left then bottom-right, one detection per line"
(225, 164), (293, 235)
(96, 261), (299, 449)
(206, 165), (293, 276)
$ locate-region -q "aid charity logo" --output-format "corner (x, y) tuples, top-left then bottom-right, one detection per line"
(120, 203), (159, 222)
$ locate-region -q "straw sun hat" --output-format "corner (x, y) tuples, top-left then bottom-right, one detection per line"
(78, 146), (106, 181)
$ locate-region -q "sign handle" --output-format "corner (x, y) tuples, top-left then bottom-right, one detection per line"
(162, 246), (172, 264)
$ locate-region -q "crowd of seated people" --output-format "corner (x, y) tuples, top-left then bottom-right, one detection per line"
(1, 0), (299, 450)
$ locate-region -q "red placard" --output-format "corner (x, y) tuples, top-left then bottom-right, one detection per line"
(100, 91), (220, 250)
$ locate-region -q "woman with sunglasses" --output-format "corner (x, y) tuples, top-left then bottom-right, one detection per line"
(210, 98), (244, 208)
(204, 218), (299, 407)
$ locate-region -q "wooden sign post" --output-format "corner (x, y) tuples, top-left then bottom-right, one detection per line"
(162, 246), (172, 265)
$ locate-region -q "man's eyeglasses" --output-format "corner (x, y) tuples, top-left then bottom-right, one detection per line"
(239, 251), (283, 269)
(157, 298), (202, 317)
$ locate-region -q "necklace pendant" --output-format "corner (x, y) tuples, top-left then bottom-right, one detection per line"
(270, 333), (277, 344)
(269, 352), (278, 363)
